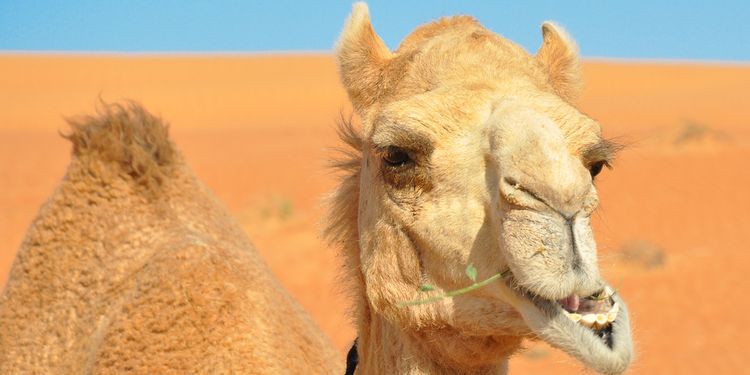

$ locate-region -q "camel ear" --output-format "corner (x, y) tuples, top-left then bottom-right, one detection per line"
(336, 2), (392, 113)
(536, 22), (582, 103)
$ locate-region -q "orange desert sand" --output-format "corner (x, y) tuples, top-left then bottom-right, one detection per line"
(1, 55), (749, 374)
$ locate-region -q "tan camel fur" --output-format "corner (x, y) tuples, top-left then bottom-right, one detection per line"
(0, 103), (343, 374)
(327, 3), (633, 374)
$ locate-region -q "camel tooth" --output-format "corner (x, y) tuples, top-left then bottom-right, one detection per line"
(607, 303), (619, 322)
(595, 314), (608, 327)
(580, 314), (597, 327)
(607, 309), (618, 323)
(568, 313), (582, 323)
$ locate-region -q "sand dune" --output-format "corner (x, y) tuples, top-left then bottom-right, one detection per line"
(1, 55), (748, 373)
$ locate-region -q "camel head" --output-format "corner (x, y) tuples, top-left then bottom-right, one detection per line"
(331, 3), (632, 374)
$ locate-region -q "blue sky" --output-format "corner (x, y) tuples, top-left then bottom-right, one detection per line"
(0, 1), (748, 61)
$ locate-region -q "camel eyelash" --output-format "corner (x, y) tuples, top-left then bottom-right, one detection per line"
(582, 138), (624, 168)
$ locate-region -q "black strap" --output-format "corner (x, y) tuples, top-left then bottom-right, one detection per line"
(344, 338), (358, 375)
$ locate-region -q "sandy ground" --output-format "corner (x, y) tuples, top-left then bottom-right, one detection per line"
(1, 54), (749, 373)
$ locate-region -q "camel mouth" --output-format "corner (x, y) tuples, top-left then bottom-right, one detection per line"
(506, 276), (619, 349)
(557, 288), (619, 326)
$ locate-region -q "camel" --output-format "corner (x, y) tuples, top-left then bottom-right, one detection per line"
(327, 3), (633, 374)
(0, 103), (343, 374)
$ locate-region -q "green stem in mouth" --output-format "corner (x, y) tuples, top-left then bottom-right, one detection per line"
(587, 289), (618, 301)
(396, 269), (511, 308)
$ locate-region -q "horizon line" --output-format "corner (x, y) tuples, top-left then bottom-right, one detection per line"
(0, 50), (748, 66)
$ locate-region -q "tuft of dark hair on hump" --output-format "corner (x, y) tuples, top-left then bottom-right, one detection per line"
(63, 101), (176, 193)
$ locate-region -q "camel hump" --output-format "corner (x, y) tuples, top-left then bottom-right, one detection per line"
(64, 101), (177, 190)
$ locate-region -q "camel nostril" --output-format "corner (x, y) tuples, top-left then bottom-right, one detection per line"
(503, 176), (519, 187)
(502, 176), (548, 208)
(500, 176), (530, 207)
(502, 177), (584, 222)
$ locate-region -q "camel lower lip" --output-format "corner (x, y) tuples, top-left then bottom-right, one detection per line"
(522, 287), (633, 373)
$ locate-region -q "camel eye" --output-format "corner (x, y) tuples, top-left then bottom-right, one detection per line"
(382, 146), (411, 167)
(589, 160), (608, 178)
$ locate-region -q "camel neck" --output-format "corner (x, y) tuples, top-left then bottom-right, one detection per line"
(354, 313), (511, 375)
